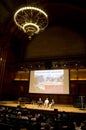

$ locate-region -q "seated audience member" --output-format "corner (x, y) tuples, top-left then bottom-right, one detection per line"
(81, 120), (86, 130)
(49, 99), (55, 108)
(37, 98), (43, 107)
(73, 121), (81, 130)
(17, 111), (22, 119)
(44, 123), (51, 130)
(44, 98), (49, 108)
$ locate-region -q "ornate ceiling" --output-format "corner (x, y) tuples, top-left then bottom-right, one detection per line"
(0, 0), (86, 67)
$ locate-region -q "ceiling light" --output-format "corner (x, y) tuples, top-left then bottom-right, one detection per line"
(14, 6), (48, 39)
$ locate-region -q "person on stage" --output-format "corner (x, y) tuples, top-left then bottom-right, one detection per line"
(49, 99), (55, 108)
(44, 98), (49, 108)
(37, 98), (43, 107)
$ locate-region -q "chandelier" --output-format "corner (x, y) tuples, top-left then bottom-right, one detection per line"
(14, 6), (48, 39)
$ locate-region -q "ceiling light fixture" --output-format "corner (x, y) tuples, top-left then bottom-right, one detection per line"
(14, 6), (48, 39)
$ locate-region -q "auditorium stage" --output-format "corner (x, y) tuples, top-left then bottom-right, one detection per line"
(0, 100), (86, 114)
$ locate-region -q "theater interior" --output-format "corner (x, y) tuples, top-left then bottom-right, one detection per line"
(0, 0), (86, 130)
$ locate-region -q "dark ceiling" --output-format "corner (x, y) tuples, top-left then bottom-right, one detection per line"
(0, 0), (86, 66)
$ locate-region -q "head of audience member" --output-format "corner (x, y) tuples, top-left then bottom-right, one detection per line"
(81, 120), (86, 130)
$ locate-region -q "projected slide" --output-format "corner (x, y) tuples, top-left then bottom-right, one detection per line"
(29, 69), (69, 94)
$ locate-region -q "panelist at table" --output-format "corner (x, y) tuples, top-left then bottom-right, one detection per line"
(44, 98), (49, 108)
(49, 99), (55, 108)
(37, 98), (43, 107)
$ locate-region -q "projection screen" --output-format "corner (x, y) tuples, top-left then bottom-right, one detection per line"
(29, 69), (70, 94)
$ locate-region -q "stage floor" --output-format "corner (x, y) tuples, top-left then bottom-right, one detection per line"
(0, 101), (86, 113)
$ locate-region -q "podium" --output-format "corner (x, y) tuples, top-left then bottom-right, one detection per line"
(79, 96), (85, 109)
(73, 95), (85, 109)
